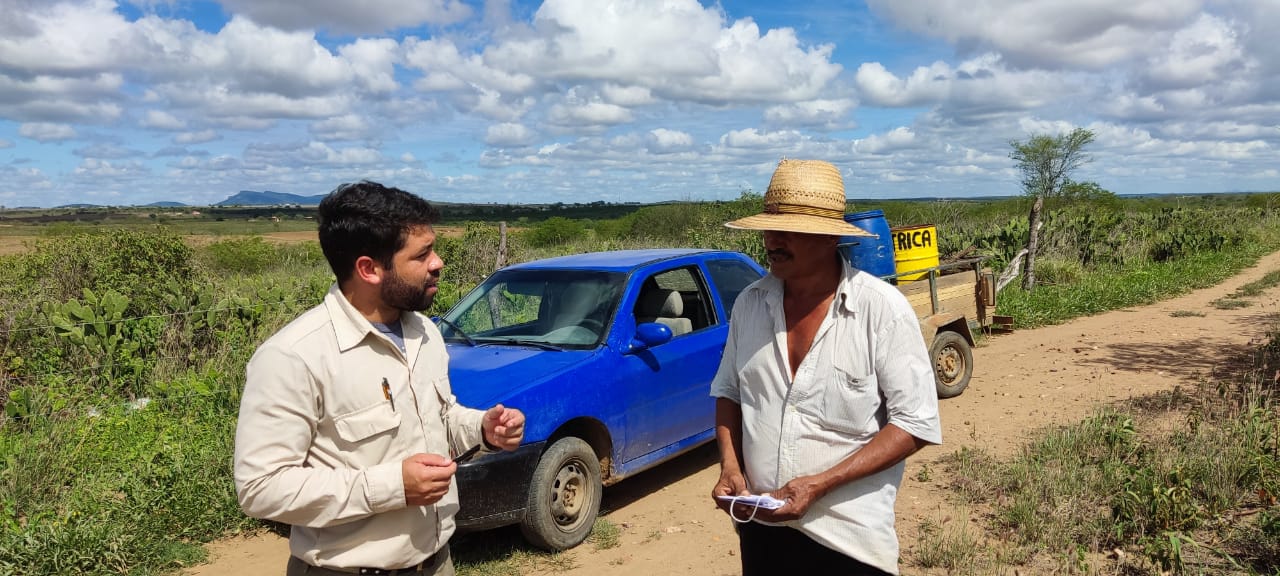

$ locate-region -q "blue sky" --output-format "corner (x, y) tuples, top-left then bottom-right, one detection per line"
(1, 0), (1277, 207)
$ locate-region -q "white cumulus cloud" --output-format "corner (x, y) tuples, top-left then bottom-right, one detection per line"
(215, 0), (471, 34)
(485, 123), (537, 147)
(140, 110), (186, 130)
(19, 122), (77, 142)
(309, 115), (375, 141)
(854, 127), (918, 155)
(1142, 14), (1250, 92)
(855, 61), (951, 107)
(867, 0), (1202, 69)
(647, 128), (694, 152)
(174, 130), (220, 145)
(478, 0), (842, 104)
(547, 99), (633, 128)
(763, 98), (857, 129)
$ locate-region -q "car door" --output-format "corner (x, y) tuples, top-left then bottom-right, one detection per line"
(617, 263), (724, 463)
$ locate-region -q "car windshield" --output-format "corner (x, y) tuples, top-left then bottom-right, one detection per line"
(439, 269), (625, 349)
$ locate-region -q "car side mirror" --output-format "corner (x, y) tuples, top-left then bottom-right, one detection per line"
(628, 322), (673, 352)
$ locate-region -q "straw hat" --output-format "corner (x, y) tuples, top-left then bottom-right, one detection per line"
(725, 159), (874, 237)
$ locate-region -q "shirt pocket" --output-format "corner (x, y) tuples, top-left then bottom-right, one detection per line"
(420, 376), (454, 456)
(815, 367), (882, 437)
(333, 402), (402, 444)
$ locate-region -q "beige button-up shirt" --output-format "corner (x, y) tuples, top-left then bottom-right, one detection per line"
(234, 284), (486, 570)
(710, 261), (942, 575)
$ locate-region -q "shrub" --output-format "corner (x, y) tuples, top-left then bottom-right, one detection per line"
(203, 237), (278, 274)
(524, 217), (586, 247)
(624, 204), (705, 242)
(9, 228), (194, 316)
(434, 222), (529, 312)
(1030, 257), (1085, 286)
(202, 237), (326, 276)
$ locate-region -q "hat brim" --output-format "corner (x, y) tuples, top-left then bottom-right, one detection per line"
(724, 213), (877, 237)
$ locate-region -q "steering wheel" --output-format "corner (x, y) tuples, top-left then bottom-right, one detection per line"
(576, 319), (604, 334)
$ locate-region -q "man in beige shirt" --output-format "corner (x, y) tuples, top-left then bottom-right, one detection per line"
(711, 160), (942, 575)
(234, 181), (525, 576)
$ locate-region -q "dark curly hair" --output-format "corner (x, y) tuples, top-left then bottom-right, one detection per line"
(317, 181), (441, 284)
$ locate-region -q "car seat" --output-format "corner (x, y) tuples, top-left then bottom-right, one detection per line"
(546, 282), (605, 343)
(636, 288), (692, 337)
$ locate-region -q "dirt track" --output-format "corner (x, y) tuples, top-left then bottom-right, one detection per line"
(186, 251), (1280, 576)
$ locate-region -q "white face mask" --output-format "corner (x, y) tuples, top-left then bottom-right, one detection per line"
(718, 494), (787, 523)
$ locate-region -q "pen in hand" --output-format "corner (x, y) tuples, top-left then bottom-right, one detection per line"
(452, 444), (482, 463)
(381, 377), (395, 411)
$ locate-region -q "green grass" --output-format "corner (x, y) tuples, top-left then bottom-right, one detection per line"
(0, 216), (317, 237)
(996, 247), (1276, 328)
(914, 326), (1280, 574)
(912, 515), (985, 574)
(587, 518), (621, 550)
(1207, 268), (1280, 310)
(1170, 310), (1206, 317)
(1232, 270), (1280, 298)
(450, 518), (620, 575)
(0, 394), (255, 575)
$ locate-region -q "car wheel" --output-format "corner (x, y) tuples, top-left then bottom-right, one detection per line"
(520, 436), (602, 551)
(930, 330), (973, 399)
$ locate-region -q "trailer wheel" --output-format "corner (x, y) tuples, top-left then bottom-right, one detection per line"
(930, 331), (972, 398)
(520, 436), (601, 551)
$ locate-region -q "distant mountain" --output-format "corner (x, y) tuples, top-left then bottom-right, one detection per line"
(143, 201), (188, 207)
(217, 190), (327, 206)
(56, 203), (104, 208)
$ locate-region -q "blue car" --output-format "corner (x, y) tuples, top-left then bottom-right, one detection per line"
(437, 249), (765, 550)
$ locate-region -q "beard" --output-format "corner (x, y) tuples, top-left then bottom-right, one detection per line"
(382, 268), (435, 312)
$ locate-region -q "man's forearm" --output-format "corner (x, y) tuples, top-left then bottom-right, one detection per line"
(714, 398), (746, 472)
(812, 424), (928, 496)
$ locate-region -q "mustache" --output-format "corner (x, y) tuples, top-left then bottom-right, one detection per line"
(767, 249), (792, 259)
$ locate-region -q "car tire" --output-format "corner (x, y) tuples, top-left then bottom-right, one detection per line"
(930, 330), (973, 399)
(520, 436), (602, 551)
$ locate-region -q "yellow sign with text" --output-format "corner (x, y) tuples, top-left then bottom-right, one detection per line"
(892, 224), (939, 281)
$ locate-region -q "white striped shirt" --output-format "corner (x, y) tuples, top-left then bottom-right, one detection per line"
(710, 260), (942, 575)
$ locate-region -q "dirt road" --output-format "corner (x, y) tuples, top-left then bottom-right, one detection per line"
(187, 251), (1280, 576)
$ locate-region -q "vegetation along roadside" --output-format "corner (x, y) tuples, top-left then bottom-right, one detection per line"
(0, 191), (1277, 575)
(911, 297), (1280, 574)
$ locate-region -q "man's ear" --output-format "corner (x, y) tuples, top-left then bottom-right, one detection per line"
(353, 255), (384, 286)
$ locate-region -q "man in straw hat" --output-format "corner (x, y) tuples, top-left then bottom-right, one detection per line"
(709, 159), (942, 575)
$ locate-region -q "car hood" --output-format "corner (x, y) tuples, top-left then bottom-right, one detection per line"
(446, 344), (594, 407)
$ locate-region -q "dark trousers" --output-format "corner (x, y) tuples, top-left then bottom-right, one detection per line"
(736, 521), (892, 576)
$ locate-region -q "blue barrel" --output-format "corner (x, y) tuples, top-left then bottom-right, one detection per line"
(839, 209), (896, 277)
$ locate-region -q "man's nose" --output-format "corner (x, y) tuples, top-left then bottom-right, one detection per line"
(763, 230), (789, 249)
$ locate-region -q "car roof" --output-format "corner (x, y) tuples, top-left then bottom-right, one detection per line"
(502, 248), (730, 273)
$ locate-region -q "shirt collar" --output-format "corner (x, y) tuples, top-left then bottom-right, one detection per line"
(755, 258), (863, 315)
(323, 283), (429, 354)
(836, 258), (863, 315)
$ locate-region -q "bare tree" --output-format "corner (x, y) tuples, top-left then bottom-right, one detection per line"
(1009, 128), (1096, 291)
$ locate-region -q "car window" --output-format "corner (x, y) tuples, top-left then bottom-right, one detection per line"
(451, 279), (544, 334)
(442, 269), (624, 349)
(704, 258), (763, 320)
(633, 266), (714, 337)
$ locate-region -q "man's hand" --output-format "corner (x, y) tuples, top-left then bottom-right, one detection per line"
(482, 404), (524, 451)
(402, 453), (456, 506)
(711, 467), (750, 514)
(749, 474), (827, 522)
